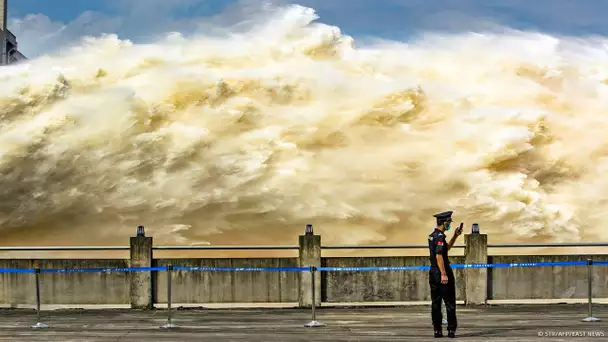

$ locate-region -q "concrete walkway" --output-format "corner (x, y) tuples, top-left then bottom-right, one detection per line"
(0, 304), (606, 341)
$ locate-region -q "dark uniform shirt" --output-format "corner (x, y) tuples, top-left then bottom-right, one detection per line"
(428, 228), (450, 269)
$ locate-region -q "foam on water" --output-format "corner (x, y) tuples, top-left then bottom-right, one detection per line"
(1, 4), (608, 245)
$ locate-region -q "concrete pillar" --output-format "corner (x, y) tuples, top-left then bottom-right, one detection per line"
(130, 227), (153, 309)
(1, 0), (7, 32)
(298, 227), (321, 308)
(464, 232), (488, 305)
(0, 0), (6, 66)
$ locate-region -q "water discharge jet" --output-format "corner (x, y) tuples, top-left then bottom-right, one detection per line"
(0, 4), (608, 247)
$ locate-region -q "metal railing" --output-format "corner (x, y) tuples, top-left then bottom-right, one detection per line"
(2, 259), (604, 329)
(0, 245), (297, 251)
(2, 242), (608, 252)
(0, 246), (130, 251)
(487, 242), (608, 248)
(154, 245), (298, 250)
(322, 244), (466, 249)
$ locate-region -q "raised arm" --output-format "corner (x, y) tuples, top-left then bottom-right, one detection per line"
(448, 222), (463, 250)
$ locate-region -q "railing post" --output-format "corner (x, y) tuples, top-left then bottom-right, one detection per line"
(31, 268), (48, 329)
(130, 226), (153, 309)
(464, 229), (488, 305)
(582, 259), (600, 322)
(298, 224), (321, 308)
(304, 266), (324, 327)
(161, 265), (178, 328)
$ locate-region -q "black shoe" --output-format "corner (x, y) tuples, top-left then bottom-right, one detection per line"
(447, 330), (456, 338)
(434, 330), (443, 338)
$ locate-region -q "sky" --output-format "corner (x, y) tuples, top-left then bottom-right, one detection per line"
(8, 0), (608, 59)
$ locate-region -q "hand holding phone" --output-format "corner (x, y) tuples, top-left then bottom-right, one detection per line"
(455, 222), (463, 236)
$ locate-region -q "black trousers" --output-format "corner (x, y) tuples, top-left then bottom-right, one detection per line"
(429, 266), (457, 331)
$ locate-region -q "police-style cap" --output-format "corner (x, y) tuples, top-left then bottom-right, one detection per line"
(433, 211), (453, 225)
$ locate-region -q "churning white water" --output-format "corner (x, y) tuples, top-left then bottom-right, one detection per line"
(2, 5), (608, 246)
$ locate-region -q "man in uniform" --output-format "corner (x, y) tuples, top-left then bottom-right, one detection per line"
(428, 210), (463, 338)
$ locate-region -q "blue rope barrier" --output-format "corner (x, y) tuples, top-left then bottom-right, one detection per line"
(0, 260), (601, 273)
(319, 266), (430, 272)
(453, 260), (588, 269)
(318, 260), (589, 272)
(40, 266), (167, 274)
(0, 268), (35, 273)
(173, 266), (309, 272)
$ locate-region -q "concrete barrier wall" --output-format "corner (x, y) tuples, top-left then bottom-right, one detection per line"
(322, 256), (466, 302)
(0, 259), (129, 305)
(1, 233), (607, 306)
(153, 258), (299, 303)
(489, 255), (608, 300)
(1, 255), (607, 305)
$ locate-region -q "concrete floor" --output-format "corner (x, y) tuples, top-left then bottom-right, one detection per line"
(0, 304), (606, 341)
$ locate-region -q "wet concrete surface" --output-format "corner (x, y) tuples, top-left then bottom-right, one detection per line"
(0, 304), (606, 341)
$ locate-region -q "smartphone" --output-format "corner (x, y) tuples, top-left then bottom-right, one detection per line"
(456, 222), (463, 234)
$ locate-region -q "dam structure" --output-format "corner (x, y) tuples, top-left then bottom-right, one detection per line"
(0, 0), (26, 65)
(1, 224), (607, 340)
(1, 225), (607, 309)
